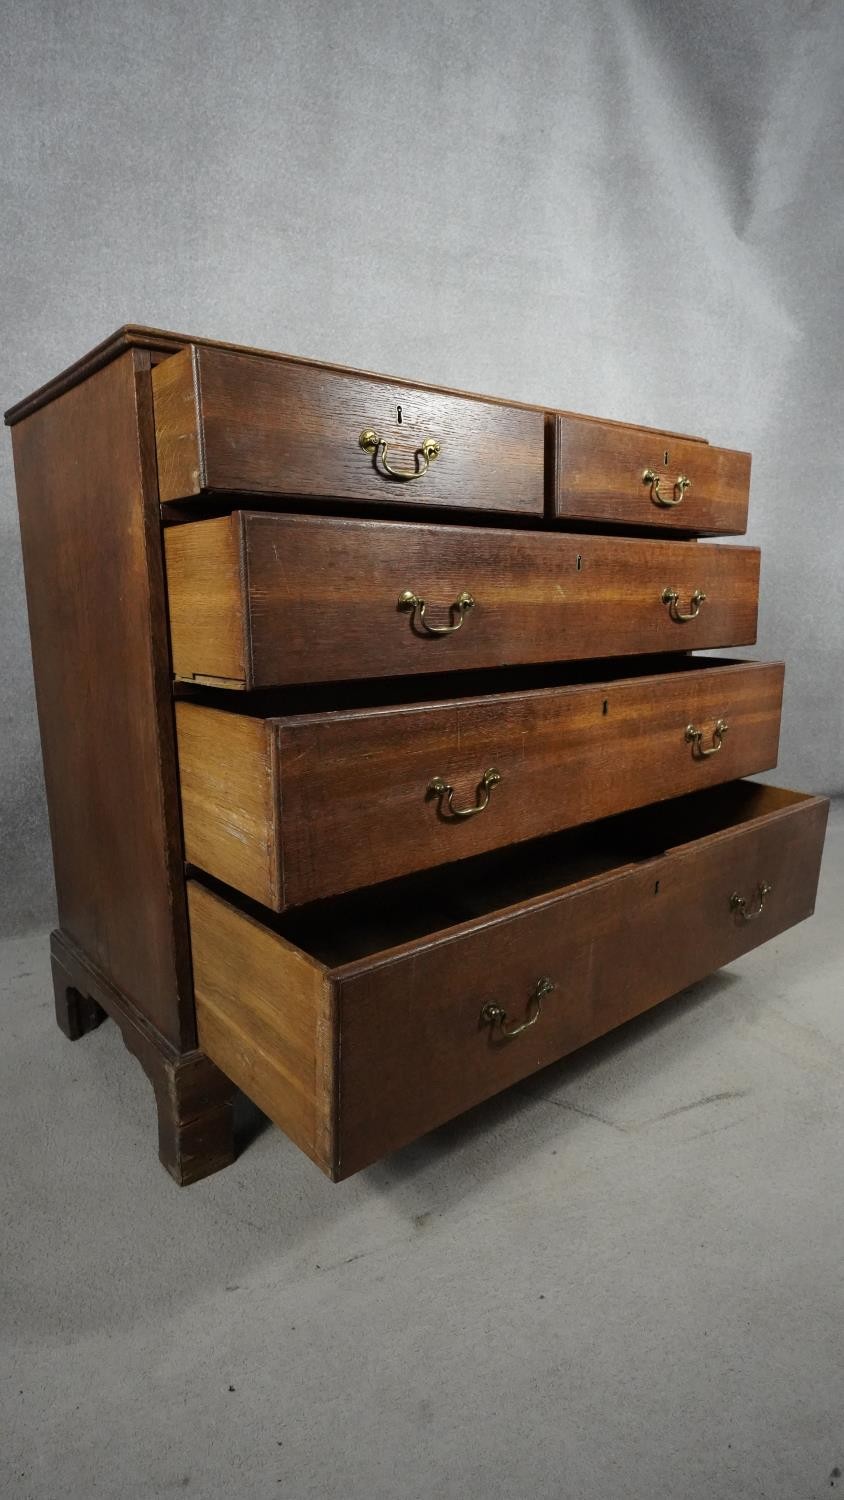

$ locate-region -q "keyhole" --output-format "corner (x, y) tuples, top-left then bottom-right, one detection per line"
(396, 405), (403, 425)
(663, 449), (669, 466)
(576, 554), (582, 571)
(654, 879), (660, 895)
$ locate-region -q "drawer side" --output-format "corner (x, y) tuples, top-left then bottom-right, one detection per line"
(152, 346), (204, 502)
(176, 702), (279, 907)
(188, 882), (337, 1175)
(165, 514), (249, 687)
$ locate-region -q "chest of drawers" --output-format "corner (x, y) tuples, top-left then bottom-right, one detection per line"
(7, 326), (828, 1184)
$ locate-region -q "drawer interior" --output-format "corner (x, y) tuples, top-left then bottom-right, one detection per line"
(176, 650), (754, 719)
(189, 779), (826, 1177)
(197, 781), (817, 970)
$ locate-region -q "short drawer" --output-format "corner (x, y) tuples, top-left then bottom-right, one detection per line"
(176, 657), (784, 909)
(152, 346), (545, 516)
(551, 414), (751, 535)
(187, 782), (828, 1179)
(165, 511), (760, 688)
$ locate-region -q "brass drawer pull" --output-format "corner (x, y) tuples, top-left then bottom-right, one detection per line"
(359, 429), (441, 481)
(662, 587), (707, 622)
(398, 589), (474, 635)
(730, 881), (773, 921)
(481, 977), (555, 1038)
(428, 766), (501, 819)
(644, 469), (691, 507)
(686, 718), (729, 757)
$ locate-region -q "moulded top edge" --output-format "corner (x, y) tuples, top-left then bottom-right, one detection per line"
(4, 323), (709, 442)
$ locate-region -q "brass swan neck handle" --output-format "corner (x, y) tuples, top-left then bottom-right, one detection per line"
(399, 589), (474, 635)
(686, 718), (729, 757)
(360, 429), (441, 481)
(644, 469), (691, 507)
(481, 978), (555, 1038)
(427, 767), (501, 819)
(662, 587), (707, 622)
(731, 882), (773, 922)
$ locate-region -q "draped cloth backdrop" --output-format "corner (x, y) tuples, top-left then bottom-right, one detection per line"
(1, 0), (841, 932)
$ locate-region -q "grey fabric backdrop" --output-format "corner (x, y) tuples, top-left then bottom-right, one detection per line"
(1, 0), (842, 935)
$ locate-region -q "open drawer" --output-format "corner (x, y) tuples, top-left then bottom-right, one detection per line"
(152, 345), (545, 517)
(164, 511), (760, 689)
(188, 782), (829, 1180)
(176, 656), (784, 909)
(550, 414), (751, 535)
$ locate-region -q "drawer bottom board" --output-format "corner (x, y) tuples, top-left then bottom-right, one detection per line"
(188, 781), (828, 1180)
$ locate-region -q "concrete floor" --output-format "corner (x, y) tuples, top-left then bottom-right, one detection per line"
(2, 803), (843, 1500)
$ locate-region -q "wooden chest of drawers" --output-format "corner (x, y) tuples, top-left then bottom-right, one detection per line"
(6, 325), (828, 1185)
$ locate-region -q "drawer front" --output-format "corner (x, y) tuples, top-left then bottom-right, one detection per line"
(165, 511), (760, 688)
(334, 791), (827, 1175)
(153, 346), (545, 516)
(552, 415), (751, 535)
(175, 660), (784, 910)
(187, 788), (829, 1179)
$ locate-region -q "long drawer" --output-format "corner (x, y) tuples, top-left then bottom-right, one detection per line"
(187, 782), (829, 1179)
(551, 414), (751, 535)
(176, 657), (784, 909)
(164, 511), (760, 688)
(152, 345), (545, 516)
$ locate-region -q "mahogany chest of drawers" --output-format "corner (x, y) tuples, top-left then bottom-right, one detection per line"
(7, 326), (828, 1184)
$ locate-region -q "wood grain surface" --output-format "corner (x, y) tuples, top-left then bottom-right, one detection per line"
(165, 512), (248, 686)
(7, 321), (824, 1191)
(189, 882), (334, 1173)
(176, 658), (784, 909)
(12, 350), (195, 1046)
(334, 786), (827, 1174)
(51, 928), (236, 1184)
(153, 345), (546, 515)
(176, 707), (279, 907)
(186, 784), (828, 1178)
(164, 511), (761, 688)
(552, 414), (751, 535)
